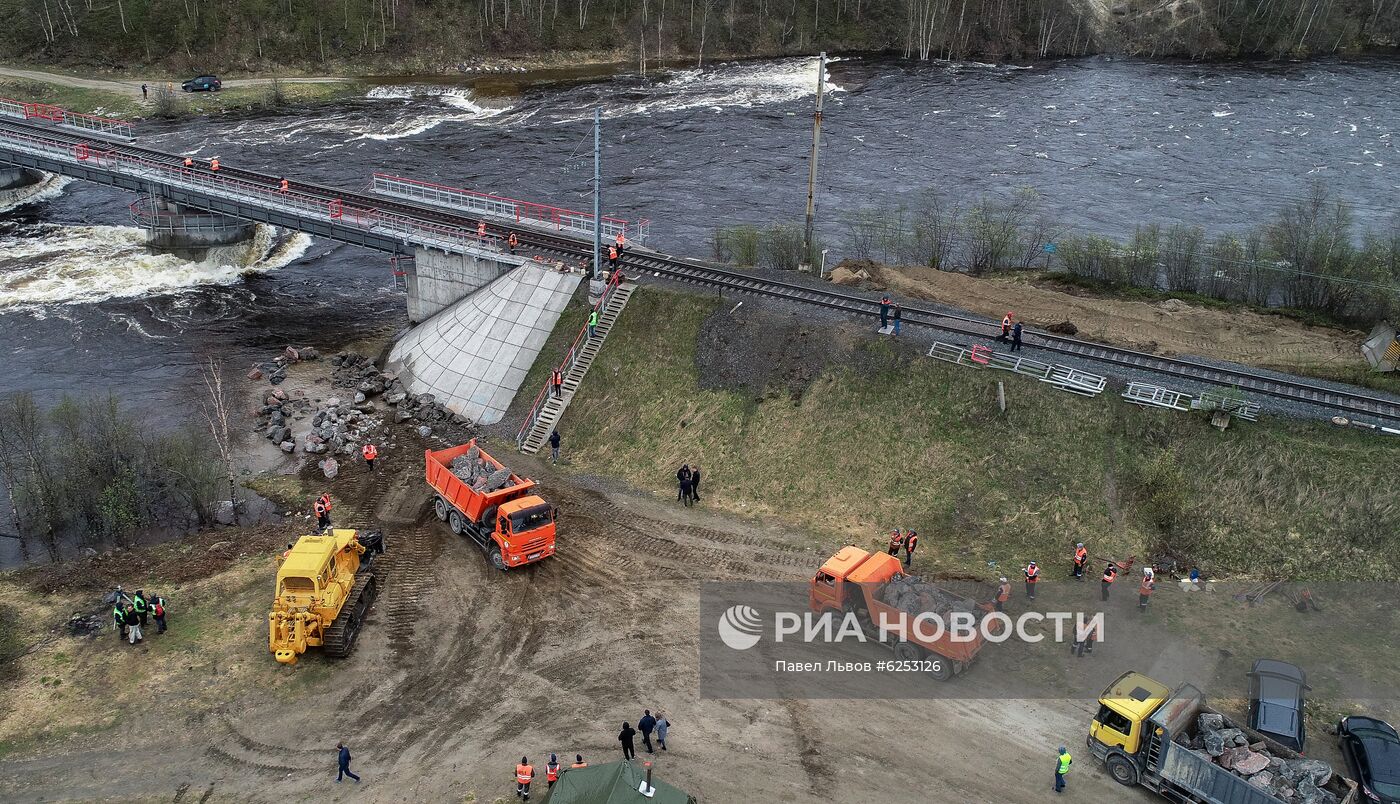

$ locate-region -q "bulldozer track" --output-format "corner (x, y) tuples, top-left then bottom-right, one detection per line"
(374, 522), (438, 659)
(323, 571), (378, 658)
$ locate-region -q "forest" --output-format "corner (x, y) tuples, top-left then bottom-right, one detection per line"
(0, 0), (1395, 71)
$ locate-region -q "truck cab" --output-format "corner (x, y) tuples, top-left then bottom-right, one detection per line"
(809, 545), (889, 614)
(1091, 672), (1173, 761)
(493, 496), (556, 568)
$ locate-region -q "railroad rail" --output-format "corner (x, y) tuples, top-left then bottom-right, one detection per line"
(1, 114), (1396, 424)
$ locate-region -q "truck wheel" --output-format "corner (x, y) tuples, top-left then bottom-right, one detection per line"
(434, 497), (449, 521)
(927, 657), (954, 681)
(481, 506), (497, 526)
(489, 547), (506, 571)
(843, 597), (874, 637)
(893, 642), (922, 663)
(1106, 753), (1139, 786)
(448, 510), (465, 536)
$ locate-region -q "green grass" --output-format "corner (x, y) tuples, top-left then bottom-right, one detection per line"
(0, 79), (141, 118)
(0, 77), (359, 121)
(527, 285), (1400, 581)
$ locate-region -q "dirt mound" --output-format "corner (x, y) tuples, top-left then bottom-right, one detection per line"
(15, 525), (287, 595)
(695, 305), (853, 400)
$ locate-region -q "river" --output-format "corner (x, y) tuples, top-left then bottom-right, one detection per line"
(0, 54), (1394, 494)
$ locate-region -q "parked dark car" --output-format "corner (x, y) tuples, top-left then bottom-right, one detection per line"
(1339, 716), (1400, 803)
(1247, 659), (1309, 752)
(182, 75), (221, 92)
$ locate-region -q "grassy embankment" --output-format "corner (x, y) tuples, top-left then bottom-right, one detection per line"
(0, 78), (360, 119)
(521, 285), (1400, 582)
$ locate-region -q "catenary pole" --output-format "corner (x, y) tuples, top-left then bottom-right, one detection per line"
(803, 52), (827, 268)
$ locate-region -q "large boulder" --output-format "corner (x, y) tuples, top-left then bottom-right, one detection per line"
(1233, 750), (1270, 776)
(1203, 730), (1227, 757)
(1197, 713), (1224, 733)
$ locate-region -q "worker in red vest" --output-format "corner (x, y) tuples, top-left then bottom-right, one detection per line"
(614, 231), (626, 255)
(515, 757), (535, 800)
(313, 499), (329, 531)
(903, 530), (919, 568)
(887, 529), (904, 556)
(508, 232), (519, 254)
(1138, 568), (1156, 610)
(995, 577), (1011, 612)
(545, 754), (561, 789)
(551, 368), (564, 399)
(279, 178), (289, 193)
(182, 157), (194, 168)
(361, 442), (378, 471)
(1024, 561), (1040, 600)
(1101, 563), (1118, 601)
(209, 157), (220, 172)
(477, 220), (487, 242)
(608, 245), (619, 270)
(570, 754), (588, 769)
(1072, 542), (1088, 580)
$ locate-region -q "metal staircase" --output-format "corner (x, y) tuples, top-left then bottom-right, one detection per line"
(516, 275), (637, 454)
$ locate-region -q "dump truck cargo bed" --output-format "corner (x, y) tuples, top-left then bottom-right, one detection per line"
(426, 440), (535, 523)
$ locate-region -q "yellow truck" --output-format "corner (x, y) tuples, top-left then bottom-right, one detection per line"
(268, 529), (383, 665)
(1089, 671), (1355, 804)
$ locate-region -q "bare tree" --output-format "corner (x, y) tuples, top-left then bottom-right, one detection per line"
(198, 358), (240, 524)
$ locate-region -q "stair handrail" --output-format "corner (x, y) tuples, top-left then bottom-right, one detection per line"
(516, 269), (625, 449)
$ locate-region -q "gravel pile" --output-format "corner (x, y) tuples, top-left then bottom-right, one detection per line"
(1185, 712), (1339, 803)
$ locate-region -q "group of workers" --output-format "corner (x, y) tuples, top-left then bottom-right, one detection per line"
(886, 528), (920, 568)
(996, 311), (1025, 351)
(513, 752), (591, 800)
(110, 587), (168, 645)
(675, 464), (702, 506)
(878, 297), (903, 335)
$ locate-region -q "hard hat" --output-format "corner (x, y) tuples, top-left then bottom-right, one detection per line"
(1076, 542), (1083, 548)
(999, 577), (1007, 583)
(1144, 567), (1154, 576)
(1029, 561), (1037, 566)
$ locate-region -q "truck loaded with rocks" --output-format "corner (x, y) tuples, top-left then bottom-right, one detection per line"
(808, 546), (997, 681)
(1090, 671), (1355, 804)
(425, 439), (557, 571)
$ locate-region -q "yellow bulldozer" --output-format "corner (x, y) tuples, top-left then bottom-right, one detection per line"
(269, 528), (384, 665)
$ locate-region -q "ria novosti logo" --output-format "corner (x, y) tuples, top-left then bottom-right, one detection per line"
(716, 605), (764, 650)
(715, 606), (1105, 650)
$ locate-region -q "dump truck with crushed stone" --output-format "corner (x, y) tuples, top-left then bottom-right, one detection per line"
(1090, 671), (1356, 804)
(426, 439), (556, 570)
(808, 546), (995, 680)
(268, 528), (383, 665)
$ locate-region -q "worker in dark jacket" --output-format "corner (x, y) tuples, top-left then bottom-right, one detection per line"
(113, 600), (127, 641)
(690, 465), (702, 502)
(336, 742), (360, 783)
(1011, 321), (1024, 352)
(618, 722), (637, 760)
(122, 604), (142, 644)
(638, 710), (658, 754)
(548, 429), (561, 464)
(677, 465), (693, 507)
(151, 594), (168, 634)
(879, 296), (891, 329)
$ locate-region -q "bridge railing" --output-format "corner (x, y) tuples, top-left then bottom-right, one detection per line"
(372, 173), (650, 244)
(0, 126), (509, 256)
(0, 97), (135, 140)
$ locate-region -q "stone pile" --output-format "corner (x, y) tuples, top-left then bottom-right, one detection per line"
(247, 345), (321, 385)
(879, 575), (978, 618)
(301, 395), (382, 458)
(448, 444), (514, 491)
(255, 387), (314, 453)
(1187, 713), (1338, 803)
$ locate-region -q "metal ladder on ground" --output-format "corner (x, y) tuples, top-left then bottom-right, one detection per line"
(517, 278), (637, 455)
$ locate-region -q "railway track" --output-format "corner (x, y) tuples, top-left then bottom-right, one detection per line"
(6, 117), (1399, 424)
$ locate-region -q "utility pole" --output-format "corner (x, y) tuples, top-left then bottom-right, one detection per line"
(803, 52), (827, 270)
(593, 107), (602, 281)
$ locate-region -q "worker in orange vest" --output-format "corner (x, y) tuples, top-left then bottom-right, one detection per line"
(1101, 563), (1117, 602)
(608, 245), (619, 270)
(545, 754), (560, 789)
(182, 157), (194, 168)
(887, 529), (904, 556)
(1072, 542), (1088, 580)
(995, 577), (1011, 612)
(515, 757), (535, 800)
(278, 542), (294, 564)
(550, 368), (564, 399)
(998, 312), (1012, 342)
(477, 220), (487, 241)
(903, 530), (919, 568)
(1138, 568), (1156, 610)
(313, 499), (329, 531)
(209, 157), (220, 172)
(614, 231), (626, 254)
(1024, 561), (1040, 600)
(361, 442), (378, 471)
(570, 754), (588, 769)
(507, 232), (519, 254)
(279, 177), (289, 192)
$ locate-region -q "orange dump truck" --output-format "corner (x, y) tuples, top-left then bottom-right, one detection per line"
(426, 439), (556, 570)
(809, 546), (994, 680)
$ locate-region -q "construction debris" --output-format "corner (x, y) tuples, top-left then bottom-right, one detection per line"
(449, 448), (516, 492)
(1189, 713), (1338, 803)
(879, 574), (978, 618)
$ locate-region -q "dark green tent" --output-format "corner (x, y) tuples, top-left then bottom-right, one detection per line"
(539, 760), (696, 804)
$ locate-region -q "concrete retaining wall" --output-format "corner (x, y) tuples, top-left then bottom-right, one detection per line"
(406, 247), (525, 324)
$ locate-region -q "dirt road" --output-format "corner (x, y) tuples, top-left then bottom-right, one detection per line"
(0, 430), (1151, 803)
(0, 66), (347, 100)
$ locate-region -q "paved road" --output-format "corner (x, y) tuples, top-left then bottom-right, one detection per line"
(0, 66), (347, 99)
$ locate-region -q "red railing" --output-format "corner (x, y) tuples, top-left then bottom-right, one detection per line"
(516, 269), (625, 449)
(0, 97), (135, 140)
(0, 125), (505, 254)
(372, 173), (650, 244)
